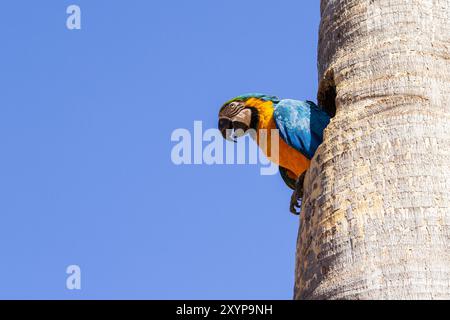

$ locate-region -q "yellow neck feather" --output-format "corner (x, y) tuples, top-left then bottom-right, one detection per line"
(244, 98), (275, 130)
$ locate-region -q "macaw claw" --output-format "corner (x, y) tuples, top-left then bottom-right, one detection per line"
(290, 191), (301, 215)
(290, 172), (306, 215)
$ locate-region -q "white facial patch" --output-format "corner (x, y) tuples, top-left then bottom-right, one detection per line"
(232, 109), (252, 127)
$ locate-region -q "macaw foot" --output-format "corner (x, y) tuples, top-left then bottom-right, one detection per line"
(289, 172), (306, 215)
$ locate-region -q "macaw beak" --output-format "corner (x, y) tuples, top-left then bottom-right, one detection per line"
(218, 118), (236, 142)
(218, 109), (252, 142)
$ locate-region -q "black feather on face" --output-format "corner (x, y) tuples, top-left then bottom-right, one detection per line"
(218, 101), (256, 142)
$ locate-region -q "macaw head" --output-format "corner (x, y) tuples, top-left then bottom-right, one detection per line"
(218, 93), (280, 142)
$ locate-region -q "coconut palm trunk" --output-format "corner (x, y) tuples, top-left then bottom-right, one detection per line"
(295, 0), (450, 299)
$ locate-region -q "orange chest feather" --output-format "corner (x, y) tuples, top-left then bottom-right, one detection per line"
(256, 115), (310, 178)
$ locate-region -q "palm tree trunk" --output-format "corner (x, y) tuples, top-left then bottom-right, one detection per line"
(295, 0), (450, 299)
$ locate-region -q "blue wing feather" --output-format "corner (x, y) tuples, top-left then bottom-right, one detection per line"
(273, 99), (330, 159)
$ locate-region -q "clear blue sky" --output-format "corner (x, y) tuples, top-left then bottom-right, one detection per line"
(0, 1), (320, 299)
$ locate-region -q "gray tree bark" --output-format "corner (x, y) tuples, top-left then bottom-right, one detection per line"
(295, 0), (450, 300)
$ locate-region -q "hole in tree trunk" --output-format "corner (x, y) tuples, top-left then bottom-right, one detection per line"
(317, 69), (336, 118)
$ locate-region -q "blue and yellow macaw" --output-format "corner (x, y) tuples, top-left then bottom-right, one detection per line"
(218, 93), (331, 214)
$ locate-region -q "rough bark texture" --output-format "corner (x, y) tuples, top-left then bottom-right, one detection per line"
(295, 0), (450, 300)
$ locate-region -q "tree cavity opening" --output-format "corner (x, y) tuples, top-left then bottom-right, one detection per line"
(318, 69), (336, 118)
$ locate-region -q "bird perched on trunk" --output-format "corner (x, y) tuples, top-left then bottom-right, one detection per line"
(218, 93), (331, 214)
